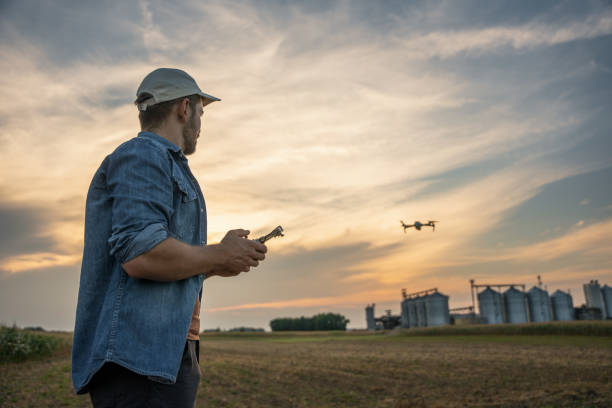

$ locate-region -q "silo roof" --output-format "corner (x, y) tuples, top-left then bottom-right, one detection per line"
(503, 286), (524, 295)
(429, 291), (449, 299)
(528, 286), (547, 294)
(552, 289), (569, 297)
(479, 286), (499, 295)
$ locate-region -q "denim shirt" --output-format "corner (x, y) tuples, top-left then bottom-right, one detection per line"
(72, 131), (206, 394)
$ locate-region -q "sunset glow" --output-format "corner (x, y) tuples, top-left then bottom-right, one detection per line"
(1, 0), (611, 330)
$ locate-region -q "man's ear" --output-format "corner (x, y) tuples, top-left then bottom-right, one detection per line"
(176, 98), (190, 123)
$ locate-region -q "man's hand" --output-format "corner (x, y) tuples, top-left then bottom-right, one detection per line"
(122, 229), (267, 282)
(214, 229), (267, 277)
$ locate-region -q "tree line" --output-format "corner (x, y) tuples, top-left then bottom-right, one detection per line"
(270, 313), (350, 331)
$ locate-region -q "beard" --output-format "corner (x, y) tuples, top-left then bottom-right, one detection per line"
(182, 112), (200, 156)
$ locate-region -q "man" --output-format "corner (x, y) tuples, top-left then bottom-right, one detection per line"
(72, 68), (267, 407)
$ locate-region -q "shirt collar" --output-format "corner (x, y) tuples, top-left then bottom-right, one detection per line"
(137, 131), (182, 154)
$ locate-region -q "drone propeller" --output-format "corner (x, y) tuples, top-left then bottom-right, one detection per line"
(425, 220), (438, 231)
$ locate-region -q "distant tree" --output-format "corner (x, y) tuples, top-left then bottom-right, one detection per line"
(270, 313), (350, 331)
(202, 328), (221, 333)
(228, 327), (265, 332)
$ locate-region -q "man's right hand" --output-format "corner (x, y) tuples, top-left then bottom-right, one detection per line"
(213, 229), (267, 277)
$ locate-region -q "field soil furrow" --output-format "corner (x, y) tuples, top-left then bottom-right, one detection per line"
(1, 326), (611, 407)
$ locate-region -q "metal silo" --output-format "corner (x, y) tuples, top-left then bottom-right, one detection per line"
(478, 287), (504, 324)
(602, 285), (612, 319)
(400, 298), (410, 328)
(415, 296), (428, 327)
(504, 287), (529, 323)
(527, 286), (551, 322)
(365, 304), (376, 330)
(583, 280), (607, 319)
(407, 299), (418, 327)
(425, 291), (450, 327)
(551, 290), (574, 321)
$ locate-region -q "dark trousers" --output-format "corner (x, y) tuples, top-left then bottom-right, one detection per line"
(89, 340), (200, 408)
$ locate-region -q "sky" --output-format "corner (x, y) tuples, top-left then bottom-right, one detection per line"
(0, 0), (611, 331)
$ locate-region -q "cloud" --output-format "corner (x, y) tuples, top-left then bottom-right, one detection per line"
(0, 202), (54, 259)
(207, 288), (400, 312)
(0, 0), (610, 329)
(511, 219), (612, 260)
(138, 0), (173, 60)
(1, 253), (81, 275)
(0, 199), (83, 274)
(439, 218), (612, 267)
(202, 239), (402, 310)
(0, 265), (80, 330)
(398, 12), (612, 59)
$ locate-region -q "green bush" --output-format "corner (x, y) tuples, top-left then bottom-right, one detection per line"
(0, 325), (61, 363)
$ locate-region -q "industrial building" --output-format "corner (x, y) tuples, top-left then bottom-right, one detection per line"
(365, 278), (610, 330)
(527, 286), (552, 322)
(399, 288), (450, 328)
(477, 287), (504, 324)
(365, 304), (376, 331)
(365, 304), (401, 330)
(551, 290), (574, 321)
(584, 280), (608, 319)
(366, 288), (450, 330)
(504, 287), (529, 323)
(603, 285), (612, 318)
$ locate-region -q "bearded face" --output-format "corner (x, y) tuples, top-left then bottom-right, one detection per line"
(182, 106), (200, 155)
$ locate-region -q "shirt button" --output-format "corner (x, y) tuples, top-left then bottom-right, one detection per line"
(200, 208), (204, 213)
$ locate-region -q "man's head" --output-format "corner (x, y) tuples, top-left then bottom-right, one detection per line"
(134, 68), (220, 154)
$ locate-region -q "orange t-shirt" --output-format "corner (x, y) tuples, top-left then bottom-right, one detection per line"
(187, 295), (200, 340)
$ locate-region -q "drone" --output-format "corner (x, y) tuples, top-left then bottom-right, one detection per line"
(400, 220), (438, 232)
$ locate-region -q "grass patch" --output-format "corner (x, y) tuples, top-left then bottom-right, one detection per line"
(382, 334), (612, 347)
(0, 326), (62, 363)
(199, 321), (612, 346)
(394, 320), (612, 337)
(211, 333), (612, 348)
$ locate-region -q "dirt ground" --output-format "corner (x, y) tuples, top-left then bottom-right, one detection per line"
(1, 333), (611, 407)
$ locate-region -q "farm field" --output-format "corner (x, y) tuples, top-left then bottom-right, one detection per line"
(1, 322), (611, 407)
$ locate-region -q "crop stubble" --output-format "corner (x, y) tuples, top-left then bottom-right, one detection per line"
(1, 332), (611, 407)
(197, 335), (612, 407)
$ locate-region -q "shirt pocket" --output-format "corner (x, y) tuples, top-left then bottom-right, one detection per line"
(170, 162), (198, 241)
(175, 177), (197, 203)
(172, 164), (197, 203)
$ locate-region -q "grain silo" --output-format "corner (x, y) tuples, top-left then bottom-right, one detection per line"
(527, 286), (551, 322)
(478, 287), (504, 324)
(550, 290), (574, 321)
(504, 287), (529, 323)
(407, 298), (418, 327)
(602, 285), (612, 319)
(425, 291), (450, 327)
(400, 298), (410, 328)
(583, 280), (607, 319)
(365, 304), (376, 330)
(415, 296), (428, 327)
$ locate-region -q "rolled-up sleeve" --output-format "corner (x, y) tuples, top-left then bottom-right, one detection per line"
(106, 139), (174, 264)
